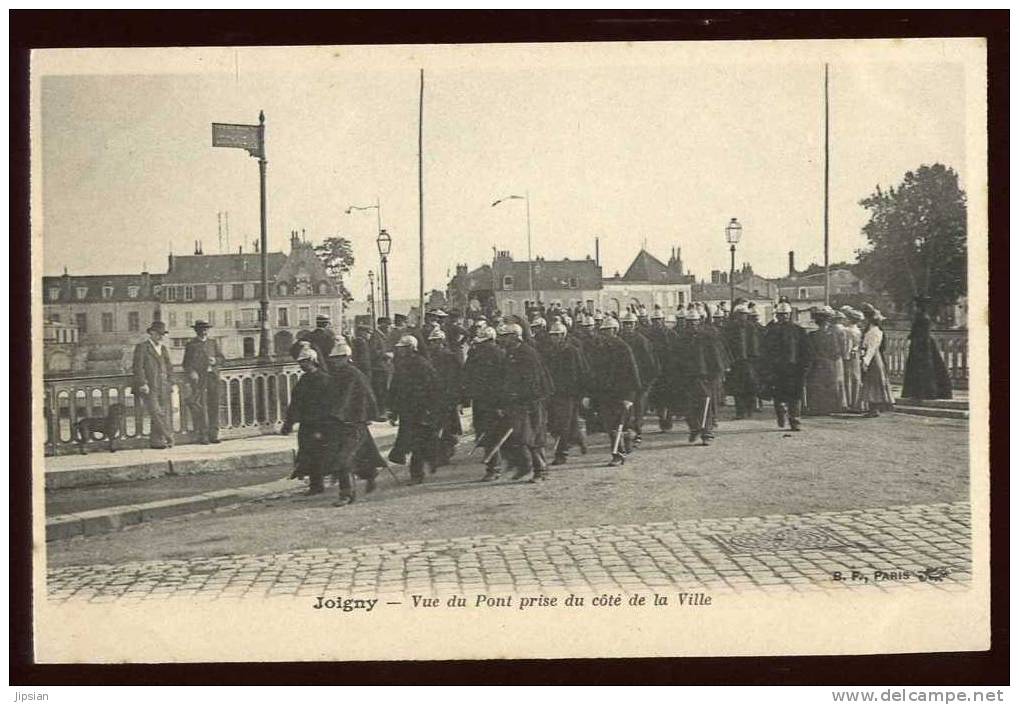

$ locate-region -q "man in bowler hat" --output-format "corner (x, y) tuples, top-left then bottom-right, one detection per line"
(183, 320), (225, 444)
(132, 320), (175, 449)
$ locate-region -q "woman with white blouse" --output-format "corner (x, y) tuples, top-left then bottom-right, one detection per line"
(859, 304), (895, 417)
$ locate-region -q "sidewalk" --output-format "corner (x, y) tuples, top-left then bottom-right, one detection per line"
(45, 422), (398, 489)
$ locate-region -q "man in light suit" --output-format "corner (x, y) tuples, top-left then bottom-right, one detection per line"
(183, 320), (225, 444)
(132, 320), (175, 449)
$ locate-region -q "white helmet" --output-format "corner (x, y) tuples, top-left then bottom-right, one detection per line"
(620, 311), (638, 324)
(427, 328), (447, 341)
(650, 306), (665, 320)
(685, 308), (701, 321)
(497, 323), (524, 340)
(474, 326), (497, 343)
(549, 321), (568, 335)
(775, 302), (793, 314)
(530, 317), (547, 329)
(600, 316), (620, 330)
(296, 346), (319, 363)
(394, 334), (419, 350)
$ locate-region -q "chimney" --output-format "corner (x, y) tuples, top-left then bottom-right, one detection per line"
(788, 251), (796, 277)
(595, 237), (600, 266)
(168, 253), (174, 271)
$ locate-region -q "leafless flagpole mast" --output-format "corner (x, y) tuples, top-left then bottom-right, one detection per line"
(418, 69), (425, 322)
(823, 64), (831, 307)
(257, 110), (271, 358)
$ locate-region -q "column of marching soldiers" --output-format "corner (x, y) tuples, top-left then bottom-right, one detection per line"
(282, 298), (896, 507)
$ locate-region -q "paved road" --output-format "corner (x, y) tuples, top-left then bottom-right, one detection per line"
(45, 410), (971, 601)
(47, 501), (971, 602)
(47, 412), (968, 568)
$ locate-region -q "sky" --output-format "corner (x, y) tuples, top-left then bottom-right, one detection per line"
(37, 42), (971, 301)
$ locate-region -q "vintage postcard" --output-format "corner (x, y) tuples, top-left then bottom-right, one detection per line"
(31, 38), (989, 663)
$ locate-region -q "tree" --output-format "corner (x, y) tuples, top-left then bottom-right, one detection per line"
(314, 236), (355, 303)
(855, 164), (967, 310)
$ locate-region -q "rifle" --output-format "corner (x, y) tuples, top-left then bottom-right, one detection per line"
(483, 426), (514, 465)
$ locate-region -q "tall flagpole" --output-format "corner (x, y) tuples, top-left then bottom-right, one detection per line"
(418, 69), (425, 323)
(525, 190), (534, 305)
(258, 110), (271, 358)
(823, 64), (831, 307)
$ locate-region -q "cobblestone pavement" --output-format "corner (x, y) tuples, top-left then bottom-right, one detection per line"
(47, 501), (971, 602)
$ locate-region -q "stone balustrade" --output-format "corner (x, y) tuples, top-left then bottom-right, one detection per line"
(43, 358), (302, 456)
(883, 327), (968, 390)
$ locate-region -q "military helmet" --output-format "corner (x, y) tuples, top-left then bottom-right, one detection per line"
(600, 316), (620, 330)
(549, 321), (568, 335)
(530, 317), (547, 329)
(775, 302), (793, 314)
(427, 328), (447, 341)
(474, 326), (497, 343)
(394, 335), (419, 350)
(620, 311), (638, 324)
(649, 306), (665, 320)
(497, 322), (524, 339)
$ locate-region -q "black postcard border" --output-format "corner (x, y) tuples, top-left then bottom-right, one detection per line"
(9, 9), (1009, 686)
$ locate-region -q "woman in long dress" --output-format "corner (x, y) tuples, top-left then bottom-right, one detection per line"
(859, 305), (895, 416)
(901, 298), (953, 399)
(839, 306), (864, 412)
(804, 307), (846, 415)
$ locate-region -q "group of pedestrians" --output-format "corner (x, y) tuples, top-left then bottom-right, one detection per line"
(126, 291), (949, 508)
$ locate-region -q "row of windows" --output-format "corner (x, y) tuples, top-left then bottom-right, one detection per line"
(502, 276), (580, 291)
(162, 282), (332, 302)
(48, 285), (150, 302)
(51, 311), (145, 334)
(158, 305), (334, 330)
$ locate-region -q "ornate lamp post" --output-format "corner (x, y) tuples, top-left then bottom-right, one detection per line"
(376, 229), (392, 319)
(725, 217), (743, 312)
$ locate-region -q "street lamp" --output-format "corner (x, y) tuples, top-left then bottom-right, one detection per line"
(725, 217), (743, 312)
(376, 229), (392, 320)
(491, 193), (534, 311)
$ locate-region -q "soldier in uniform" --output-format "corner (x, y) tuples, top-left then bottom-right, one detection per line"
(543, 321), (586, 466)
(132, 320), (175, 449)
(762, 301), (811, 431)
(674, 307), (729, 445)
(308, 314), (337, 362)
(619, 311), (660, 445)
(494, 323), (553, 481)
(723, 303), (762, 419)
(425, 328), (464, 466)
(388, 335), (442, 483)
(369, 318), (394, 419)
(645, 306), (679, 430)
(351, 323), (375, 387)
(182, 320), (225, 444)
(462, 325), (507, 481)
(281, 347), (339, 496)
(443, 310), (471, 364)
(585, 316), (641, 466)
(705, 306), (732, 421)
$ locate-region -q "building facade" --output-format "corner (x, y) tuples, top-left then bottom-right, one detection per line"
(42, 271), (164, 374)
(160, 234), (343, 362)
(448, 251), (603, 317)
(599, 247), (695, 314)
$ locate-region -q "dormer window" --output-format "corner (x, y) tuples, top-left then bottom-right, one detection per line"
(102, 286), (114, 299)
(127, 286), (139, 298)
(317, 282), (329, 295)
(278, 283), (289, 296)
(503, 275), (514, 290)
(75, 287), (88, 300)
(48, 288), (60, 302)
(568, 277), (579, 289)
